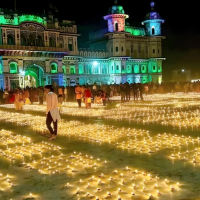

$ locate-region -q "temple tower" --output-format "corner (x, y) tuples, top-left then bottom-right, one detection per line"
(103, 0), (129, 32)
(142, 1), (164, 36)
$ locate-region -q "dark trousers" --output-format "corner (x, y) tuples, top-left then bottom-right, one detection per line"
(103, 100), (106, 106)
(140, 91), (143, 100)
(39, 96), (43, 105)
(121, 92), (125, 103)
(46, 112), (57, 135)
(133, 91), (137, 100)
(77, 99), (81, 107)
(126, 93), (130, 101)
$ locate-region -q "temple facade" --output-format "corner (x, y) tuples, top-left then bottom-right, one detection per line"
(0, 1), (165, 90)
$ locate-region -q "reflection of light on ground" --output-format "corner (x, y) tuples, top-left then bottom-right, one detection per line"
(1, 94), (200, 199)
(1, 93), (200, 127)
(0, 129), (184, 199)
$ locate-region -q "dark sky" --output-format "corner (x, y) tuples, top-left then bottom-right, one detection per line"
(1, 0), (198, 31)
(1, 0), (200, 80)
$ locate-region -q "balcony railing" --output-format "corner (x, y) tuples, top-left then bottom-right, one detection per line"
(0, 45), (69, 52)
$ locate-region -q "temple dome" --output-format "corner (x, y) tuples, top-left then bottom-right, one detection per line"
(108, 1), (125, 14)
(145, 1), (162, 20)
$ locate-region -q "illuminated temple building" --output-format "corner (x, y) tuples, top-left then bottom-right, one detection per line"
(0, 1), (165, 89)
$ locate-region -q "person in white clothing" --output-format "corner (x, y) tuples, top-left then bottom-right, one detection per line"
(45, 85), (61, 140)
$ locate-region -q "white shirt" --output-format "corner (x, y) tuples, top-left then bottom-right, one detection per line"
(46, 92), (60, 122)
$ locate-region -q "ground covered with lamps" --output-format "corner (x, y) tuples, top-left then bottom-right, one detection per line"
(1, 94), (200, 200)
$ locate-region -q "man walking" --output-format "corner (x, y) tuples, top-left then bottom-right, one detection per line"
(75, 83), (82, 108)
(45, 85), (60, 141)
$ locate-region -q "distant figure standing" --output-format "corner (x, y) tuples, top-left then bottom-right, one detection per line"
(84, 87), (92, 108)
(101, 91), (107, 106)
(64, 87), (68, 102)
(138, 83), (144, 101)
(37, 87), (44, 105)
(75, 83), (82, 108)
(45, 85), (60, 141)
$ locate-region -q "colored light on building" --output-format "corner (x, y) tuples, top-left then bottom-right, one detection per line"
(93, 61), (98, 66)
(134, 65), (140, 73)
(125, 26), (144, 36)
(0, 14), (44, 25)
(9, 62), (18, 74)
(19, 15), (44, 25)
(0, 16), (17, 25)
(20, 70), (25, 75)
(51, 63), (58, 74)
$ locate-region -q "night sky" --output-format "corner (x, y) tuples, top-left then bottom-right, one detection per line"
(1, 0), (200, 80)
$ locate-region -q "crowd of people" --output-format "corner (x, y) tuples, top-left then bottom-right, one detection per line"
(0, 81), (200, 141)
(0, 81), (200, 109)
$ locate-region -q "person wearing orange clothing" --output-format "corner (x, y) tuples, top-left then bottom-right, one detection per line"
(75, 83), (82, 108)
(84, 87), (92, 109)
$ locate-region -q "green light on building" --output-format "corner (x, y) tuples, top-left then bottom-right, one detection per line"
(79, 64), (84, 74)
(19, 15), (44, 24)
(134, 65), (140, 73)
(10, 62), (18, 74)
(125, 26), (145, 36)
(62, 66), (66, 74)
(141, 65), (147, 73)
(0, 14), (44, 25)
(0, 16), (17, 25)
(51, 63), (58, 74)
(0, 63), (2, 74)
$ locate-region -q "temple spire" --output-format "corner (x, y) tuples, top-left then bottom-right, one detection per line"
(150, 1), (155, 11)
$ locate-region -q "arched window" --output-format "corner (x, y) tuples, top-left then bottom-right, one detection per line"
(86, 65), (92, 74)
(37, 35), (43, 47)
(29, 35), (35, 46)
(62, 66), (66, 74)
(122, 65), (125, 73)
(116, 65), (119, 71)
(10, 62), (18, 74)
(7, 35), (15, 45)
(28, 25), (35, 31)
(79, 64), (84, 74)
(115, 22), (119, 31)
(116, 47), (118, 52)
(21, 35), (26, 46)
(51, 63), (58, 73)
(153, 49), (155, 54)
(102, 65), (107, 74)
(153, 66), (156, 71)
(121, 47), (124, 52)
(94, 65), (99, 74)
(60, 40), (63, 48)
(49, 37), (56, 47)
(152, 27), (155, 35)
(70, 68), (75, 74)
